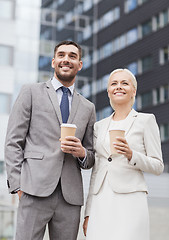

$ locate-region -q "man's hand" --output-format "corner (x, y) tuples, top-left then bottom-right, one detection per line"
(17, 190), (23, 200)
(60, 136), (85, 158)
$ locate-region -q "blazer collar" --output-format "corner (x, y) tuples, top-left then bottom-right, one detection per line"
(102, 108), (138, 156)
(45, 80), (80, 125)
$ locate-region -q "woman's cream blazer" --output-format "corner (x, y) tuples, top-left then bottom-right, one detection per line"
(85, 109), (164, 217)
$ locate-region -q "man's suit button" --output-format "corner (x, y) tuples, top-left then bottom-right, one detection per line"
(108, 157), (112, 162)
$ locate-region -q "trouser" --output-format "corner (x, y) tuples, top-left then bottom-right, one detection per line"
(15, 182), (81, 240)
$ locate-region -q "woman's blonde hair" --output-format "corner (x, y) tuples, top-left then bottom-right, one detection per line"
(107, 68), (137, 109)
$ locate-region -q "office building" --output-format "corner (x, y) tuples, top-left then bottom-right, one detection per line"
(0, 0), (41, 238)
(40, 0), (169, 172)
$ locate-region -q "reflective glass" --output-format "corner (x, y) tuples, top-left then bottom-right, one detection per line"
(0, 45), (13, 66)
(126, 0), (137, 12)
(103, 42), (113, 58)
(142, 55), (153, 72)
(114, 6), (120, 20)
(102, 10), (114, 28)
(164, 124), (169, 140)
(164, 85), (169, 100)
(163, 47), (169, 63)
(141, 91), (152, 108)
(83, 0), (92, 12)
(127, 62), (138, 75)
(127, 28), (138, 45)
(163, 10), (168, 26)
(0, 93), (11, 114)
(0, 0), (14, 19)
(142, 20), (152, 36)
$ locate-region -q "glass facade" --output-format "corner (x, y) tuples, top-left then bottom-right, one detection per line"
(0, 45), (13, 66)
(0, 0), (15, 20)
(0, 93), (11, 114)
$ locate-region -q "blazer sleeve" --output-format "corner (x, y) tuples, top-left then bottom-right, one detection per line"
(84, 122), (99, 217)
(5, 85), (32, 193)
(78, 103), (96, 169)
(129, 114), (164, 175)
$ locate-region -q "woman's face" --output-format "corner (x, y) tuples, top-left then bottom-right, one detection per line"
(107, 71), (136, 107)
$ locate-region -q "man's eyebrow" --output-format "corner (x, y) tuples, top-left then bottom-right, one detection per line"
(69, 52), (78, 56)
(57, 51), (78, 56)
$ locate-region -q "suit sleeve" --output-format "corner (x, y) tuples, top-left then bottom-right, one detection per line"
(5, 85), (32, 193)
(78, 104), (96, 169)
(129, 114), (164, 175)
(84, 122), (99, 217)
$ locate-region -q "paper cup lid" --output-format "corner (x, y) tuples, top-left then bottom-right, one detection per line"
(61, 123), (77, 128)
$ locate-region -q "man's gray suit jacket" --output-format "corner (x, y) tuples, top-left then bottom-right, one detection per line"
(5, 80), (96, 206)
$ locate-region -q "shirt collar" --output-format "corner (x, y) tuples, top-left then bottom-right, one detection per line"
(51, 76), (74, 95)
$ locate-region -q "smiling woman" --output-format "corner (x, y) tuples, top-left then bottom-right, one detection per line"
(107, 68), (137, 111)
(83, 68), (164, 240)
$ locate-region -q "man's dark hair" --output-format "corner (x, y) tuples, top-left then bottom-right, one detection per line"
(54, 40), (82, 60)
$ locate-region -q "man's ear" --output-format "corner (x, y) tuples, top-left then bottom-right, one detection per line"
(51, 58), (55, 68)
(78, 60), (83, 71)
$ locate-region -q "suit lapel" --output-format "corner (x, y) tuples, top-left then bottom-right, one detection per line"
(46, 80), (62, 124)
(124, 109), (138, 136)
(101, 115), (113, 156)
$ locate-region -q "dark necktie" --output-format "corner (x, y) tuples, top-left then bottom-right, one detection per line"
(60, 86), (69, 123)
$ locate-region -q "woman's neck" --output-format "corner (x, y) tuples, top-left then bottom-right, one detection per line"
(113, 106), (132, 121)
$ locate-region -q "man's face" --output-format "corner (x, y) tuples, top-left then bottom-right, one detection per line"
(52, 45), (83, 86)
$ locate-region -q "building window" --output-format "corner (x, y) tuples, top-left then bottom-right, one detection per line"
(125, 0), (138, 13)
(127, 62), (138, 75)
(81, 83), (91, 98)
(83, 0), (92, 12)
(119, 34), (126, 50)
(142, 19), (152, 37)
(164, 85), (169, 101)
(102, 42), (113, 59)
(57, 18), (65, 31)
(141, 91), (153, 108)
(65, 11), (73, 25)
(161, 46), (169, 64)
(164, 123), (169, 141)
(39, 56), (52, 71)
(83, 54), (92, 70)
(83, 25), (92, 40)
(40, 26), (53, 40)
(100, 10), (114, 29)
(0, 45), (13, 66)
(102, 74), (109, 91)
(95, 6), (120, 33)
(102, 106), (113, 118)
(162, 9), (169, 27)
(153, 88), (160, 104)
(0, 93), (12, 114)
(126, 28), (138, 45)
(153, 14), (160, 31)
(114, 6), (120, 20)
(0, 0), (15, 20)
(141, 55), (153, 73)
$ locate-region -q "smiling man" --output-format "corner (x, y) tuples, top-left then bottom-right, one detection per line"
(5, 40), (96, 240)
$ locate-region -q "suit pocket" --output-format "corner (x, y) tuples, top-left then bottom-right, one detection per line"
(24, 151), (44, 160)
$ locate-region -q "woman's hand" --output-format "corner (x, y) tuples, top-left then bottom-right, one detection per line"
(113, 137), (132, 161)
(17, 190), (23, 200)
(83, 216), (89, 236)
